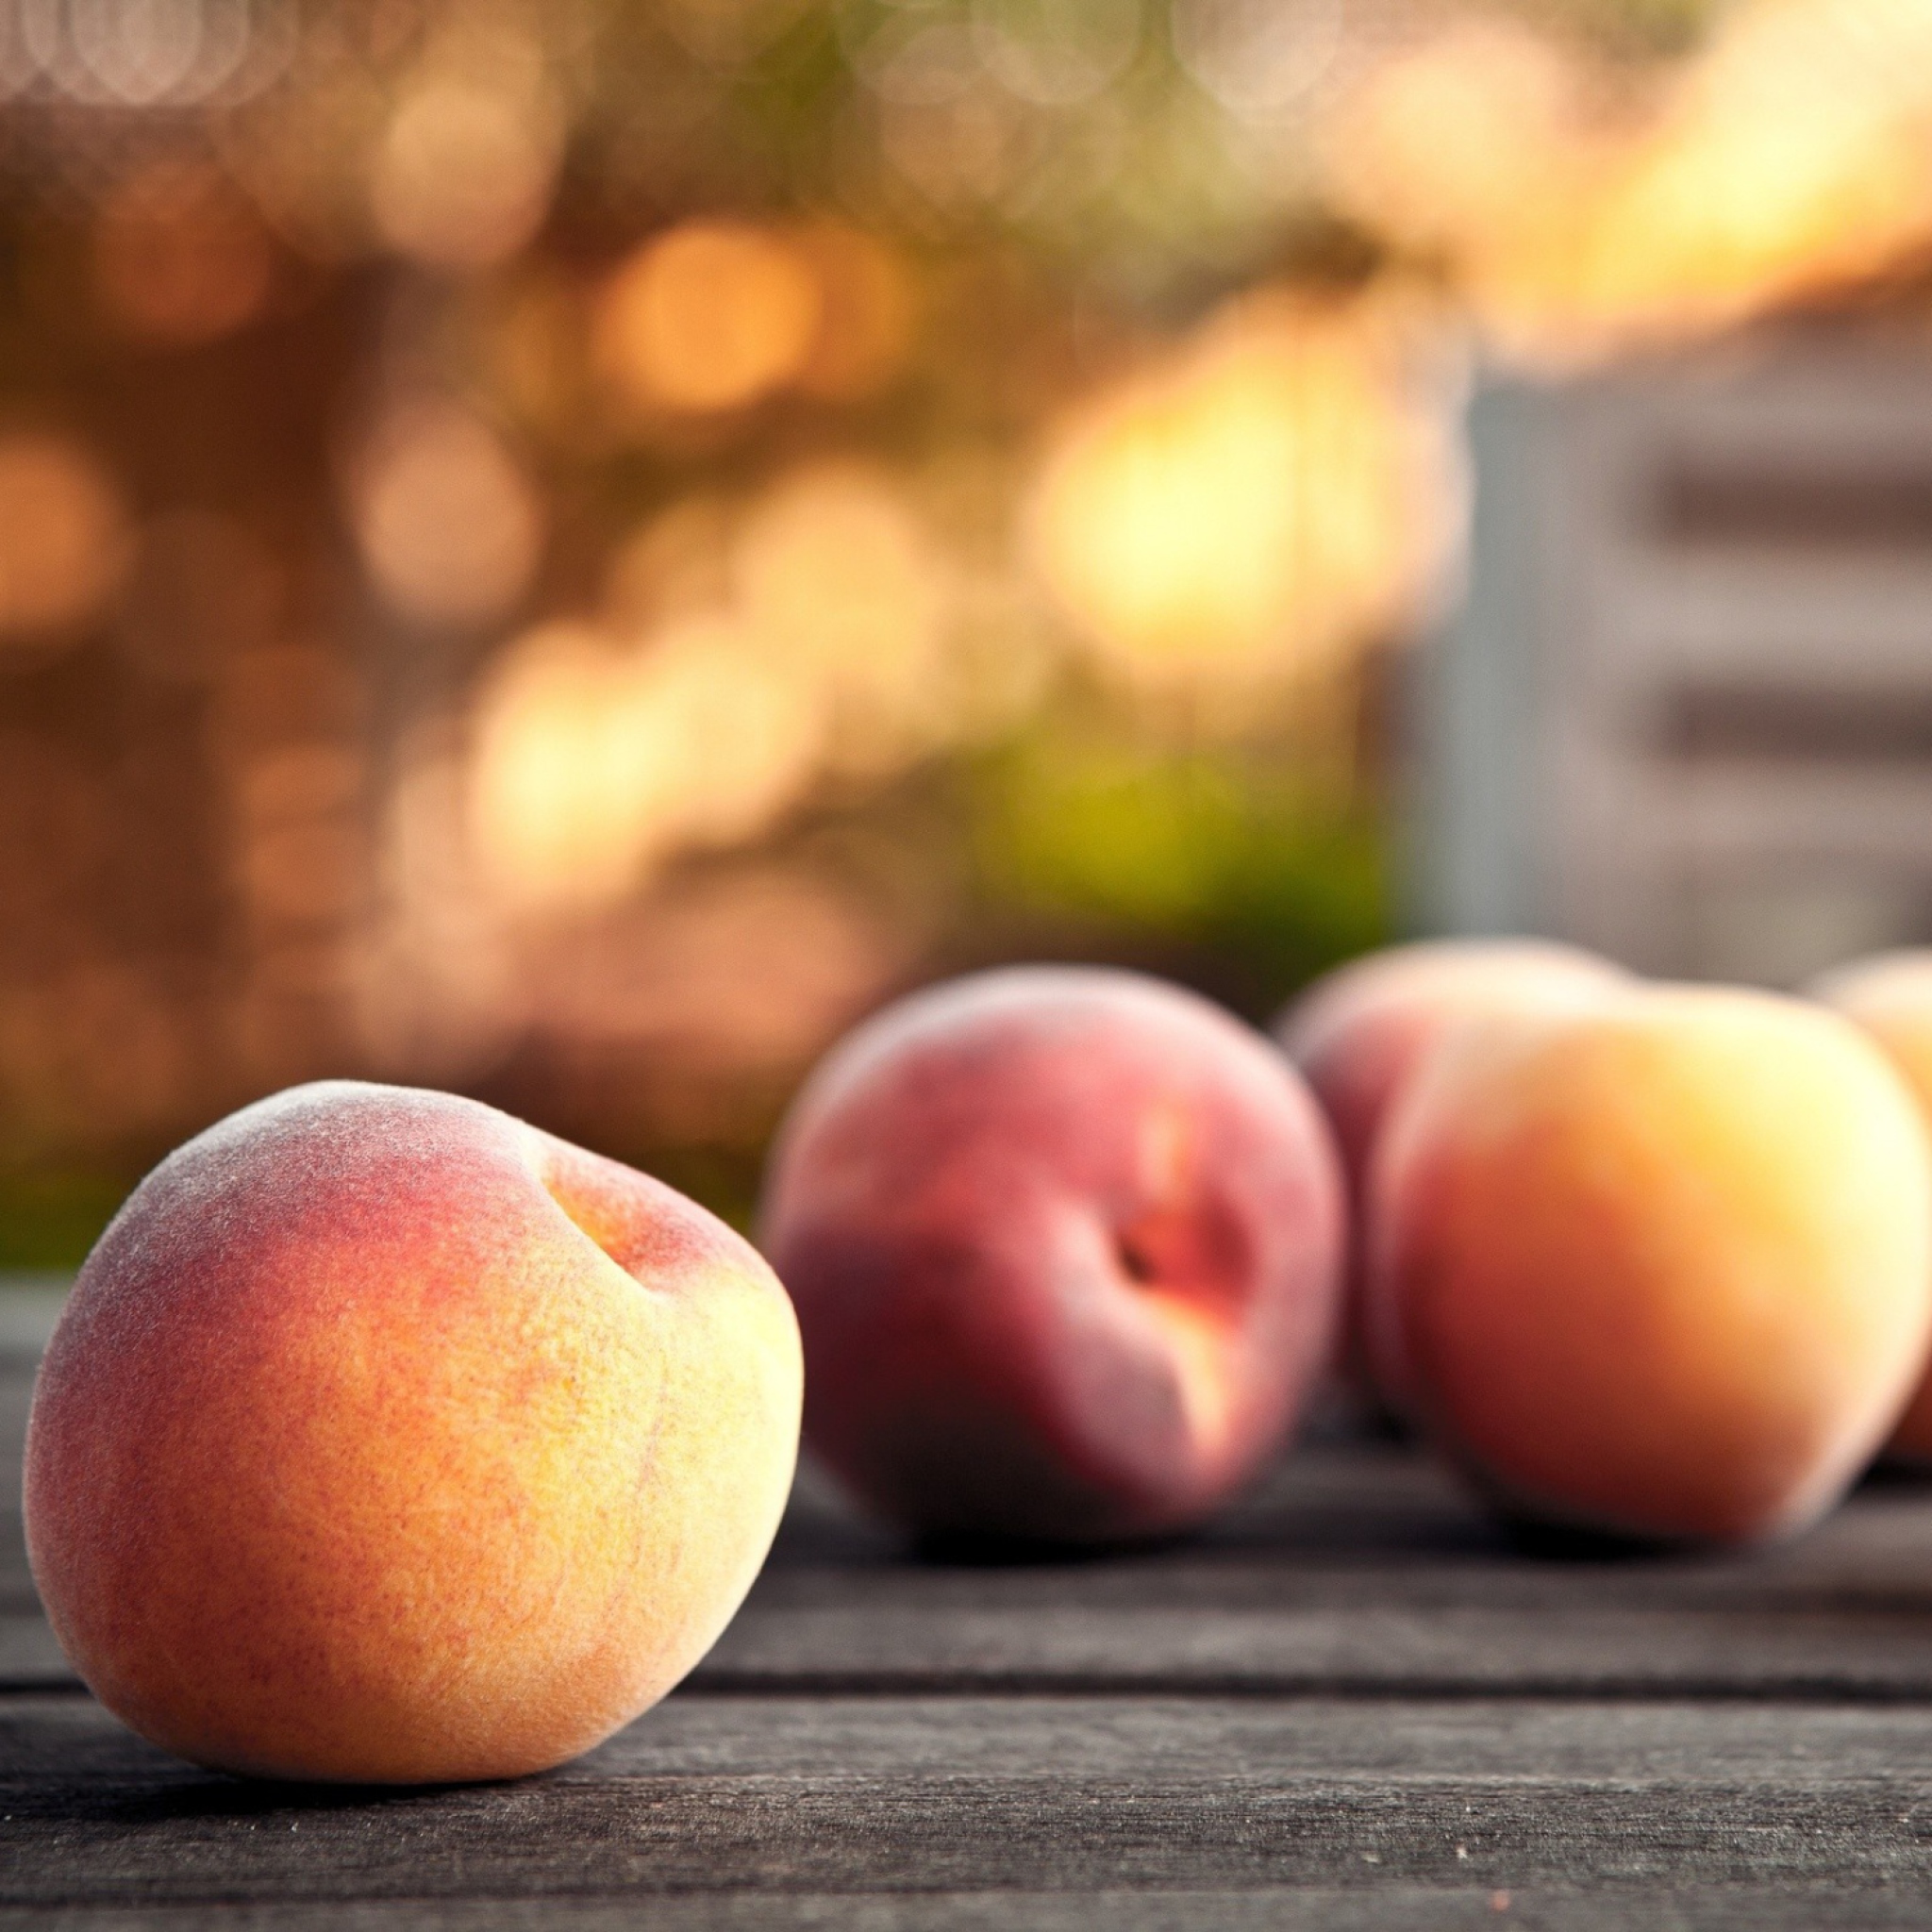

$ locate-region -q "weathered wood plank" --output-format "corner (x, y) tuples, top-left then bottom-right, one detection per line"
(2, 1890), (1930, 1932)
(691, 1602), (1932, 1699)
(3, 1694), (1932, 1915)
(14, 1594), (1932, 1700)
(9, 1890), (1932, 1931)
(20, 1684), (1932, 1781)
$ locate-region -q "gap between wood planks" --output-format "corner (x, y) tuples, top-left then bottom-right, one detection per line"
(16, 1671), (1932, 1707)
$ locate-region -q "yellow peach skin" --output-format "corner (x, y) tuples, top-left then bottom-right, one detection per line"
(1274, 939), (1625, 1399)
(23, 1081), (803, 1783)
(1366, 988), (1932, 1543)
(1276, 940), (1628, 1192)
(1809, 949), (1932, 1459)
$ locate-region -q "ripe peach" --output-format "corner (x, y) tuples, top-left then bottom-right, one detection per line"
(24, 1081), (802, 1783)
(1809, 949), (1932, 1458)
(759, 966), (1344, 1542)
(1366, 987), (1932, 1543)
(1274, 940), (1627, 1392)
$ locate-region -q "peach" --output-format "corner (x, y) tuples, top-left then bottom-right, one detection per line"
(24, 1081), (802, 1783)
(1808, 949), (1932, 1458)
(1274, 940), (1627, 1392)
(759, 966), (1343, 1542)
(1366, 987), (1932, 1543)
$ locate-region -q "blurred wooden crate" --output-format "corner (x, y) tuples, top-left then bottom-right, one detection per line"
(1416, 326), (1932, 984)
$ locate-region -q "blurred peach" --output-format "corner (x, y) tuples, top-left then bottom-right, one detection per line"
(1275, 939), (1626, 1395)
(1809, 950), (1932, 1460)
(1368, 987), (1932, 1542)
(762, 967), (1343, 1541)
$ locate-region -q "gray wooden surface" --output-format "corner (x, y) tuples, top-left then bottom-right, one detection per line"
(8, 1284), (1932, 1926)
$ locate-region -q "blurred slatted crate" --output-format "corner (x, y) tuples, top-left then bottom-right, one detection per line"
(1420, 324), (1932, 985)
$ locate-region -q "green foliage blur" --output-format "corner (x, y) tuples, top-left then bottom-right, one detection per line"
(0, 1172), (131, 1274)
(974, 730), (1386, 1012)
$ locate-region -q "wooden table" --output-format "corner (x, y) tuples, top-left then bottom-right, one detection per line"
(8, 1284), (1932, 1927)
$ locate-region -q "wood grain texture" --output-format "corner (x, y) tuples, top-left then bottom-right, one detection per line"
(5, 1897), (1932, 1932)
(4, 1694), (1932, 1915)
(24, 1594), (1932, 1701)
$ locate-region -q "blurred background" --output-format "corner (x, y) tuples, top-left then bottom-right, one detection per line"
(4, 0), (1932, 1258)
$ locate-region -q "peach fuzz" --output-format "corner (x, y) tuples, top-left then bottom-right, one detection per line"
(1366, 987), (1932, 1544)
(24, 1081), (802, 1784)
(1274, 940), (1626, 1388)
(1808, 949), (1932, 1458)
(759, 966), (1344, 1542)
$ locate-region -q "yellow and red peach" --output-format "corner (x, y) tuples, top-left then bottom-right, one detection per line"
(1274, 940), (1626, 1392)
(1809, 949), (1932, 1459)
(1366, 987), (1932, 1542)
(24, 1080), (802, 1783)
(759, 966), (1344, 1542)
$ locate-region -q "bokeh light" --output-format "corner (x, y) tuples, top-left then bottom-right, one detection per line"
(973, 0), (1142, 108)
(467, 618), (823, 912)
(1566, 0), (1932, 344)
(734, 460), (953, 769)
(0, 435), (131, 642)
(359, 720), (526, 1084)
(349, 401), (544, 627)
(370, 70), (562, 272)
(1173, 0), (1341, 121)
(604, 495), (736, 634)
(594, 222), (823, 416)
(210, 641), (360, 757)
(876, 74), (1037, 210)
(232, 812), (364, 926)
(231, 741), (365, 927)
(519, 868), (908, 1119)
(468, 457), (969, 909)
(466, 625), (650, 910)
(1030, 295), (1453, 711)
(1317, 23), (1632, 351)
(6, 0), (294, 107)
(92, 158), (276, 345)
(627, 618), (825, 851)
(1317, 0), (1932, 358)
(791, 225), (919, 401)
(843, 8), (983, 104)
